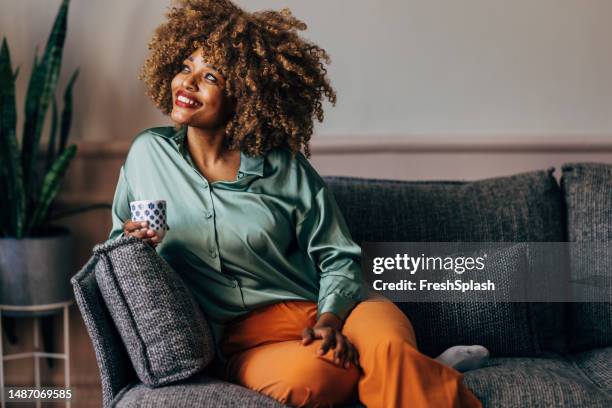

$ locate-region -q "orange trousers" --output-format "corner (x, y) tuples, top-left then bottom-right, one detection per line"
(210, 294), (482, 408)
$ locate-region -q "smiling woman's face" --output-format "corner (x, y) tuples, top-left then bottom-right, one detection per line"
(170, 48), (234, 129)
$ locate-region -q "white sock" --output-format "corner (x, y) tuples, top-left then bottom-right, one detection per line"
(435, 345), (490, 372)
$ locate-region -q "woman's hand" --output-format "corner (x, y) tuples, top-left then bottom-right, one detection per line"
(301, 313), (361, 370)
(122, 220), (162, 248)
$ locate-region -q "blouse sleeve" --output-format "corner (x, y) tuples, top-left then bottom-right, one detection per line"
(108, 165), (133, 241)
(296, 185), (369, 322)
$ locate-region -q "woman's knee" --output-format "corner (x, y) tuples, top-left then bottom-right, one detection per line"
(272, 349), (360, 407)
(344, 298), (418, 348)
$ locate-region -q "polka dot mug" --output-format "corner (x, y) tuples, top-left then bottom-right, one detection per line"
(130, 200), (169, 242)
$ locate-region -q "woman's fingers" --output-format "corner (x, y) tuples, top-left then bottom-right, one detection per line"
(124, 220), (144, 237)
(301, 327), (315, 345)
(124, 221), (154, 235)
(344, 343), (355, 368)
(317, 328), (336, 355)
(135, 230), (149, 239)
(124, 220), (147, 232)
(302, 327), (358, 369)
(123, 220), (160, 247)
(352, 344), (361, 368)
(142, 231), (159, 246)
(348, 343), (361, 369)
(333, 331), (347, 367)
(137, 230), (155, 240)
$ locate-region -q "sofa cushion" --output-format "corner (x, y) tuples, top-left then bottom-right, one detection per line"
(463, 355), (612, 407)
(394, 243), (540, 357)
(324, 169), (567, 354)
(112, 373), (289, 407)
(572, 346), (612, 393)
(93, 235), (215, 387)
(561, 162), (612, 351)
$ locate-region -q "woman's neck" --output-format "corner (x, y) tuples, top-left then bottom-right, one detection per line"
(186, 125), (235, 167)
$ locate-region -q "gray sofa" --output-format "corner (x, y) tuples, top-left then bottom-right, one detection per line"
(71, 162), (612, 407)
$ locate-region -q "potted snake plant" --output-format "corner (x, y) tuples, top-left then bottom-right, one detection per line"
(0, 0), (109, 350)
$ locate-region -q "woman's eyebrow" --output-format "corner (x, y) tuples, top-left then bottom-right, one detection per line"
(186, 55), (222, 75)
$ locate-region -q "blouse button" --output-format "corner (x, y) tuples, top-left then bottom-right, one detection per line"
(210, 249), (217, 258)
(205, 211), (213, 219)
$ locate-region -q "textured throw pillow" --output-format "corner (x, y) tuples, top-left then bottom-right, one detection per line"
(561, 162), (612, 351)
(93, 235), (215, 387)
(395, 243), (541, 357)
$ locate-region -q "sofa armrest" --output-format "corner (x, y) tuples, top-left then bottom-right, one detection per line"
(71, 254), (137, 408)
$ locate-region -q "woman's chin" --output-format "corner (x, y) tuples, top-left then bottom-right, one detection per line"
(170, 110), (194, 125)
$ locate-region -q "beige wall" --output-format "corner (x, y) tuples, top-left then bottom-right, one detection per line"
(1, 0), (611, 142)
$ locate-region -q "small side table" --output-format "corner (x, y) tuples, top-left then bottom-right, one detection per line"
(0, 300), (73, 408)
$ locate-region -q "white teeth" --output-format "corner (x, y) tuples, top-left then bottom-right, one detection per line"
(178, 95), (200, 106)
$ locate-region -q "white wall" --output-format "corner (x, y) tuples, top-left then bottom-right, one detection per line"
(1, 0), (611, 142)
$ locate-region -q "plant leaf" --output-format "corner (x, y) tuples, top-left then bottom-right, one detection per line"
(23, 44), (41, 118)
(0, 37), (26, 238)
(20, 0), (70, 219)
(26, 144), (77, 235)
(58, 67), (78, 155)
(45, 96), (59, 175)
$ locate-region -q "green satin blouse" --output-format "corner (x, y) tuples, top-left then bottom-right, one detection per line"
(107, 125), (369, 363)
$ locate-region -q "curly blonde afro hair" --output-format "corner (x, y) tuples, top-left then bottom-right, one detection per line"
(138, 0), (337, 159)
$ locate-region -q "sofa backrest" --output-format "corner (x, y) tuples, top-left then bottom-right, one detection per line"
(322, 168), (564, 243)
(323, 168), (568, 356)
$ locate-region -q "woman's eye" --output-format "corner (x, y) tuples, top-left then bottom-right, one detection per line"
(180, 64), (216, 83)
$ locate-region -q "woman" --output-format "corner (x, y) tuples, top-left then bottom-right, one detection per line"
(109, 0), (488, 406)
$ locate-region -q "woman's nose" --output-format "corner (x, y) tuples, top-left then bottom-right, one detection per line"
(182, 75), (197, 91)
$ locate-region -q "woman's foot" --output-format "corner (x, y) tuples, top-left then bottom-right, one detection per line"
(435, 345), (490, 372)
